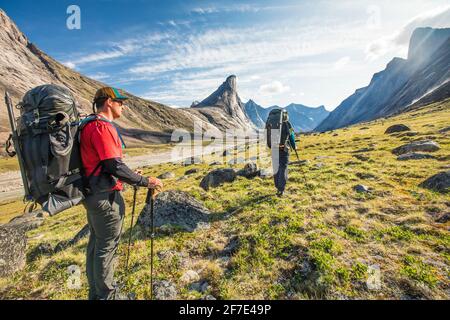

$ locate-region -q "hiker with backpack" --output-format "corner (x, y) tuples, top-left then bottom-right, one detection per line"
(5, 84), (163, 299)
(79, 87), (163, 300)
(265, 109), (297, 197)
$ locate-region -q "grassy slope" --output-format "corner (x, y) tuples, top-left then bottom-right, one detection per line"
(0, 99), (449, 300)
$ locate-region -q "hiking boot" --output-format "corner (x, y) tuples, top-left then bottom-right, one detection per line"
(276, 191), (284, 197)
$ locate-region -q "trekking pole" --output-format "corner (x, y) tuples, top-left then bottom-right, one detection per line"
(146, 188), (155, 300)
(125, 186), (138, 271)
(5, 92), (31, 201)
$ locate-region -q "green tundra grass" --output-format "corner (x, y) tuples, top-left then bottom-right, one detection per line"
(0, 99), (449, 300)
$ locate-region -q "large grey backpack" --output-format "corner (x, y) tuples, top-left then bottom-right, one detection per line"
(16, 84), (85, 215)
(265, 108), (288, 148)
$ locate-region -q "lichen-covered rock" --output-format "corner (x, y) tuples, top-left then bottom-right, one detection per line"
(6, 210), (44, 232)
(200, 168), (236, 191)
(236, 162), (259, 179)
(157, 171), (176, 179)
(419, 171), (449, 194)
(137, 190), (211, 232)
(0, 226), (27, 277)
(153, 280), (177, 300)
(185, 168), (199, 175)
(180, 270), (200, 284)
(392, 140), (440, 156)
(385, 124), (411, 134)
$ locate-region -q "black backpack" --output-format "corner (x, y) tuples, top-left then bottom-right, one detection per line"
(265, 108), (289, 149)
(14, 84), (85, 215)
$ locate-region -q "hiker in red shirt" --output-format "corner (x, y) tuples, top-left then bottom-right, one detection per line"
(80, 87), (163, 300)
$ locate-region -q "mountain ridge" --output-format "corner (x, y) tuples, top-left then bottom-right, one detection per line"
(315, 27), (450, 132)
(244, 100), (329, 132)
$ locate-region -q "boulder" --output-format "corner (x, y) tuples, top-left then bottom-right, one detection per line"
(200, 169), (236, 191)
(385, 124), (411, 134)
(353, 184), (370, 193)
(392, 140), (440, 156)
(153, 280), (177, 300)
(158, 172), (176, 179)
(6, 210), (45, 232)
(209, 161), (221, 166)
(0, 226), (27, 277)
(185, 168), (199, 175)
(397, 153), (436, 161)
(180, 270), (200, 284)
(236, 162), (259, 179)
(419, 171), (449, 194)
(137, 190), (211, 232)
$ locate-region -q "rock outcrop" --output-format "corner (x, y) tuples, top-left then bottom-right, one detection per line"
(200, 168), (237, 191)
(137, 190), (211, 232)
(0, 226), (27, 277)
(419, 171), (449, 193)
(392, 140), (440, 155)
(385, 124), (411, 134)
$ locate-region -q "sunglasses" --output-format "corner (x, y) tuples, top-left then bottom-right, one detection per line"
(112, 99), (125, 106)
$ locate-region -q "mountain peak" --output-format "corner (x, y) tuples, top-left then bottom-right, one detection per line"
(190, 75), (253, 130)
(225, 75), (237, 92)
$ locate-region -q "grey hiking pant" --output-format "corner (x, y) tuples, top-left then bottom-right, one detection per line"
(83, 190), (125, 300)
(272, 147), (289, 193)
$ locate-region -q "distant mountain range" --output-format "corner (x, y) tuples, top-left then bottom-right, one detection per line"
(244, 100), (329, 132)
(315, 27), (450, 132)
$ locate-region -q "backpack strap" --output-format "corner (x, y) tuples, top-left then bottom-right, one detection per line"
(78, 114), (126, 149)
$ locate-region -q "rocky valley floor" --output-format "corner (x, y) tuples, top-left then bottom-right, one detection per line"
(0, 99), (449, 300)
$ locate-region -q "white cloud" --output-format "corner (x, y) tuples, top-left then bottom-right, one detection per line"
(63, 50), (124, 69)
(365, 5), (450, 61)
(87, 72), (110, 81)
(191, 4), (261, 15)
(333, 56), (351, 70)
(259, 81), (290, 95)
(63, 61), (76, 69)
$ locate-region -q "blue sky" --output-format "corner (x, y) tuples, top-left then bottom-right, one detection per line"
(2, 0), (450, 110)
